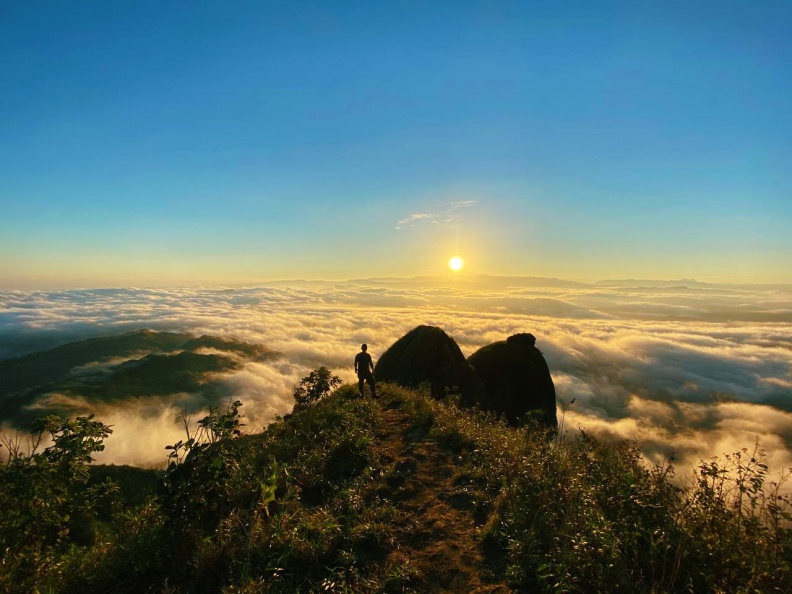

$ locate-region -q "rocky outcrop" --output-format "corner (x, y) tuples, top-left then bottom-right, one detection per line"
(376, 327), (557, 429)
(467, 333), (557, 428)
(374, 325), (484, 406)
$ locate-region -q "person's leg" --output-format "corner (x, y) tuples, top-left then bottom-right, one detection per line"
(358, 375), (365, 397)
(367, 375), (377, 398)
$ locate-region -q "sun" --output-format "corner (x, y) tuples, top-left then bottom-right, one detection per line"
(448, 256), (464, 271)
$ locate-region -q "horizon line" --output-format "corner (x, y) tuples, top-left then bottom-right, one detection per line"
(2, 273), (792, 292)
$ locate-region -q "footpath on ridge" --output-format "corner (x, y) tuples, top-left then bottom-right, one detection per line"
(372, 394), (510, 593)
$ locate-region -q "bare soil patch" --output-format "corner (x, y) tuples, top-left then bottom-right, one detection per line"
(375, 402), (511, 593)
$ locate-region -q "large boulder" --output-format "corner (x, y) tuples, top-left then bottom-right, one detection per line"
(467, 333), (557, 428)
(375, 325), (484, 406)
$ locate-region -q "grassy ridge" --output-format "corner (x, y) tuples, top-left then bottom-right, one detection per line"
(2, 382), (791, 593)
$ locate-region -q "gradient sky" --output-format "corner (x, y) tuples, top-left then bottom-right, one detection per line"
(1, 1), (790, 288)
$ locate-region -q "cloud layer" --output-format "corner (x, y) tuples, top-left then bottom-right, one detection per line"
(1, 278), (790, 478)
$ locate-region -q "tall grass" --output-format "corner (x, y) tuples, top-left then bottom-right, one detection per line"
(407, 387), (792, 593)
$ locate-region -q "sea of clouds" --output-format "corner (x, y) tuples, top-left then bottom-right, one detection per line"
(1, 277), (791, 486)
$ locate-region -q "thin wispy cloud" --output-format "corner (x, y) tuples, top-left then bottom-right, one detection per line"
(395, 200), (477, 229)
(395, 213), (435, 229)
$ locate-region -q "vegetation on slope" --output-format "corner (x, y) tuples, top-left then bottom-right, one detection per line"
(2, 373), (791, 593)
(0, 330), (281, 427)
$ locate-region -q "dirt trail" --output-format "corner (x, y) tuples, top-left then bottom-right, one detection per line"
(376, 404), (510, 593)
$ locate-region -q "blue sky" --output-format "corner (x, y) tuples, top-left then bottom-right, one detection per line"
(1, 1), (790, 287)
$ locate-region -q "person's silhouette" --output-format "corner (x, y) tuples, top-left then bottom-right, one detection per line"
(354, 343), (377, 398)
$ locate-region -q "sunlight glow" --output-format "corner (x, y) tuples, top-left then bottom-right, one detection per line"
(448, 256), (464, 271)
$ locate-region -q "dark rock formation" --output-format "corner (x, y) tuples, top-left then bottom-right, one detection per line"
(374, 325), (484, 405)
(467, 333), (557, 428)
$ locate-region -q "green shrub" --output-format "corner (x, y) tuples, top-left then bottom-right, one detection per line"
(159, 400), (256, 533)
(0, 415), (115, 591)
(292, 366), (342, 409)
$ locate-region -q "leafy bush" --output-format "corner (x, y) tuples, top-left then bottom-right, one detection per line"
(0, 415), (115, 591)
(292, 366), (342, 409)
(160, 400), (254, 533)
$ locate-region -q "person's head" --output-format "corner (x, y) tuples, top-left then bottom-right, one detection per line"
(361, 343), (368, 352)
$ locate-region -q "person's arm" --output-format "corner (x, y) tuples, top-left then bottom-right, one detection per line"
(369, 356), (375, 373)
(354, 355), (358, 374)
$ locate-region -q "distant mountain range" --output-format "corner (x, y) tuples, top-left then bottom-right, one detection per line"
(251, 275), (792, 290)
(0, 330), (280, 428)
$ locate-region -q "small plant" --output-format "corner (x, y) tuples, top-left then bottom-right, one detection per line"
(555, 396), (575, 444)
(165, 399), (246, 466)
(293, 367), (342, 409)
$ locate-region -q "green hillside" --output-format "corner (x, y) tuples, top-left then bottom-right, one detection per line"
(0, 330), (192, 394)
(1, 379), (791, 593)
(0, 330), (281, 426)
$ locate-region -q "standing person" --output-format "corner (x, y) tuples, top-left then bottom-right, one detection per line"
(354, 343), (378, 399)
